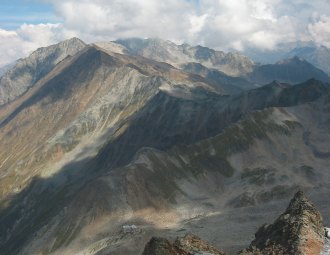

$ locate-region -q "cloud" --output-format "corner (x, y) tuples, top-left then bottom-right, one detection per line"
(0, 23), (71, 67)
(47, 0), (330, 50)
(308, 14), (330, 48)
(50, 0), (198, 43)
(1, 0), (330, 67)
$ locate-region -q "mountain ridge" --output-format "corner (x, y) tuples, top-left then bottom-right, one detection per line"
(0, 37), (330, 255)
(112, 38), (330, 85)
(0, 37), (86, 106)
(242, 41), (330, 76)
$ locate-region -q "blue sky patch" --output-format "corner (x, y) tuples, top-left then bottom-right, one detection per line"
(0, 0), (59, 29)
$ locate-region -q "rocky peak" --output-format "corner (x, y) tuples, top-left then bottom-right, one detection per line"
(0, 37), (86, 105)
(276, 56), (306, 65)
(142, 237), (188, 255)
(266, 80), (290, 89)
(285, 190), (316, 214)
(114, 38), (254, 76)
(240, 191), (325, 255)
(142, 234), (227, 255)
(174, 234), (227, 255)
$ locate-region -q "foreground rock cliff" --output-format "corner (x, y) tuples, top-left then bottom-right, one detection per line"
(142, 234), (227, 255)
(240, 191), (325, 255)
(142, 191), (327, 255)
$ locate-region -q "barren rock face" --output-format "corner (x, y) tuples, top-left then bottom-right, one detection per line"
(0, 37), (86, 105)
(175, 234), (227, 255)
(240, 191), (325, 255)
(141, 237), (188, 255)
(142, 234), (226, 255)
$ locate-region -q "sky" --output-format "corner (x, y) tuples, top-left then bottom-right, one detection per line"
(0, 0), (330, 67)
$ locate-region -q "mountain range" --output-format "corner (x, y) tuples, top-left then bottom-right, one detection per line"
(242, 41), (330, 76)
(0, 37), (329, 255)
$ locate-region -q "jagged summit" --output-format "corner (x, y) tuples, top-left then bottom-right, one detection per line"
(264, 80), (291, 89)
(285, 190), (314, 214)
(247, 56), (330, 85)
(36, 37), (85, 52)
(276, 56), (307, 64)
(113, 38), (330, 84)
(241, 191), (325, 255)
(114, 37), (255, 76)
(0, 37), (86, 105)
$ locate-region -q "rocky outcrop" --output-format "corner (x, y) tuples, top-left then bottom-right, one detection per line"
(240, 191), (325, 255)
(175, 234), (227, 255)
(143, 192), (326, 255)
(142, 234), (227, 255)
(0, 37), (86, 105)
(142, 237), (188, 255)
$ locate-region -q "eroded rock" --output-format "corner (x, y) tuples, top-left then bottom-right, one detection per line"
(141, 237), (188, 255)
(240, 191), (325, 255)
(141, 234), (226, 255)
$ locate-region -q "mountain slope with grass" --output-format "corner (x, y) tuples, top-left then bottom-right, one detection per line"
(0, 38), (329, 255)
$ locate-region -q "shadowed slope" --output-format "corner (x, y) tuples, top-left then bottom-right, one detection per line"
(247, 57), (330, 84)
(0, 38), (330, 255)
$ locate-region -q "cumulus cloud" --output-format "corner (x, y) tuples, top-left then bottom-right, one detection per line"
(308, 15), (330, 48)
(1, 0), (330, 66)
(44, 0), (330, 49)
(0, 24), (66, 67)
(50, 0), (198, 43)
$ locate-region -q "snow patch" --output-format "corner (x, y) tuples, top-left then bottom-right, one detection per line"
(321, 236), (330, 255)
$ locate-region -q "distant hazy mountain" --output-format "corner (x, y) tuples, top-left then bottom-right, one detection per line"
(113, 38), (330, 86)
(286, 45), (330, 75)
(0, 38), (330, 255)
(0, 37), (86, 105)
(246, 56), (330, 85)
(181, 62), (257, 94)
(115, 38), (255, 76)
(243, 41), (330, 75)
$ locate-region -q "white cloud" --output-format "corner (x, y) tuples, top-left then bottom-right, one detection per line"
(308, 14), (330, 48)
(1, 0), (330, 67)
(0, 23), (70, 67)
(50, 0), (197, 43)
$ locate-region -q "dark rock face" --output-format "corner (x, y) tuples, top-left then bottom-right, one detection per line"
(142, 234), (227, 255)
(240, 191), (325, 255)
